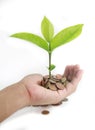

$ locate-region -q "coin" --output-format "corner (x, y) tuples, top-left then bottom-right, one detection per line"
(44, 75), (49, 79)
(52, 77), (59, 82)
(41, 80), (45, 86)
(52, 101), (62, 106)
(41, 105), (49, 107)
(61, 77), (66, 83)
(49, 79), (56, 84)
(44, 78), (48, 85)
(45, 82), (50, 88)
(56, 74), (62, 79)
(42, 75), (68, 90)
(32, 105), (40, 107)
(41, 110), (50, 115)
(49, 83), (57, 91)
(56, 82), (65, 90)
(64, 80), (69, 86)
(62, 98), (68, 102)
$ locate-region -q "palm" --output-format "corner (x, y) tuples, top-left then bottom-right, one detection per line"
(21, 65), (83, 105)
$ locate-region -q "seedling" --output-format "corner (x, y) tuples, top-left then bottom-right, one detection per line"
(10, 17), (83, 90)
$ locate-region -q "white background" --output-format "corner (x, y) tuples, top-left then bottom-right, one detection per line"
(0, 0), (95, 130)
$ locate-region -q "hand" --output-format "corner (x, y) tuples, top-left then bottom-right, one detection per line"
(21, 65), (83, 106)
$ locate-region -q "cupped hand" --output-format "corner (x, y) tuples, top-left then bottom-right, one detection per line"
(21, 65), (83, 106)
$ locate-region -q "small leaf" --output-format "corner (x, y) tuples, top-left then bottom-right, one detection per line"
(11, 33), (49, 51)
(51, 24), (83, 51)
(48, 64), (56, 71)
(41, 16), (54, 42)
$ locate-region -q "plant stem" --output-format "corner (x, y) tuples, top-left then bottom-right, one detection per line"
(49, 42), (51, 79)
(49, 52), (51, 78)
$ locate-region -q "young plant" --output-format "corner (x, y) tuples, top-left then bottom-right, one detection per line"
(10, 16), (83, 79)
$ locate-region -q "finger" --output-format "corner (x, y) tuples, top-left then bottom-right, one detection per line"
(68, 65), (80, 81)
(67, 64), (80, 81)
(53, 69), (83, 101)
(63, 65), (71, 77)
(62, 69), (83, 97)
(56, 88), (69, 100)
(73, 64), (80, 76)
(67, 65), (74, 81)
(55, 82), (77, 101)
(71, 69), (83, 86)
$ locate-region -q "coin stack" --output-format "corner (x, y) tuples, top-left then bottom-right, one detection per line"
(41, 74), (69, 91)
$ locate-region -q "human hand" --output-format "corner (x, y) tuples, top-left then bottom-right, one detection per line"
(21, 65), (83, 106)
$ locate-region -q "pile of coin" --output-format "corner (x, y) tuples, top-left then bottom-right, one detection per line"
(41, 74), (69, 91)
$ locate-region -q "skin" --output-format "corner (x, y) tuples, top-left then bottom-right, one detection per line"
(0, 65), (83, 122)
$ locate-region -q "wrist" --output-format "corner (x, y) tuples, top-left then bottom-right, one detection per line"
(17, 82), (31, 106)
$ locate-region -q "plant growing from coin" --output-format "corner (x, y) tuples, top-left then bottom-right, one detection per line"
(10, 16), (83, 90)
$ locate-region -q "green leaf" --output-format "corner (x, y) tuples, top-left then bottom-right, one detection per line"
(48, 64), (56, 71)
(41, 16), (54, 42)
(51, 24), (83, 51)
(11, 33), (49, 51)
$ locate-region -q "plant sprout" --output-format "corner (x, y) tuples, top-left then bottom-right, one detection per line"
(11, 16), (83, 79)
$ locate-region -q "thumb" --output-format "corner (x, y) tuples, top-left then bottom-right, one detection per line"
(30, 74), (43, 84)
